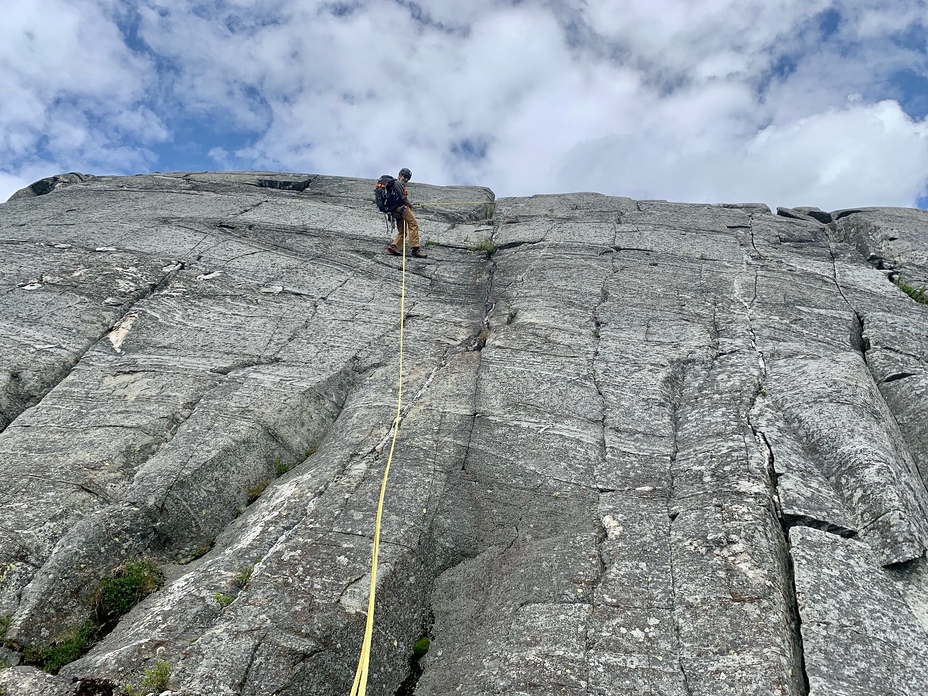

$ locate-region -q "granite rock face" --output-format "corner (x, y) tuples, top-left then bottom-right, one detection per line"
(1, 173), (927, 695)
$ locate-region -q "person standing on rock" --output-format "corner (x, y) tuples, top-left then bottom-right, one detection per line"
(386, 168), (427, 258)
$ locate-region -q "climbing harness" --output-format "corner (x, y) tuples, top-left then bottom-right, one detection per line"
(349, 221), (408, 696)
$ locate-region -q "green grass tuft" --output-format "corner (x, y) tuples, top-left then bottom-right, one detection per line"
(141, 660), (171, 691)
(235, 564), (254, 589)
(468, 239), (497, 254)
(96, 560), (162, 620)
(893, 277), (928, 304)
(273, 457), (291, 477)
(25, 620), (97, 674)
(125, 659), (171, 695)
(23, 559), (162, 674)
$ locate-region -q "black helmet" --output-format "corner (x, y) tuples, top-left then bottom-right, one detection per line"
(399, 168), (412, 180)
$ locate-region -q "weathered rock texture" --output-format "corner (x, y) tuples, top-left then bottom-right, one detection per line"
(1, 172), (927, 695)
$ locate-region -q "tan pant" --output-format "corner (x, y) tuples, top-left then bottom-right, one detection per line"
(391, 207), (420, 249)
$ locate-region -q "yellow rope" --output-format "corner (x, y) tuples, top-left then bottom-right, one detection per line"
(349, 221), (408, 696)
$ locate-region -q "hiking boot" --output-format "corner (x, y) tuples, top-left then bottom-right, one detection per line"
(387, 244), (400, 256)
(411, 247), (428, 258)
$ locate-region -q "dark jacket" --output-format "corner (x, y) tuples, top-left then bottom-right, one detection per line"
(390, 179), (411, 214)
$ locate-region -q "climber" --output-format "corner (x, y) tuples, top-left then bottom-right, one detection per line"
(385, 168), (426, 258)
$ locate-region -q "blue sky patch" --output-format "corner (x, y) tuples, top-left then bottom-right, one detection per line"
(150, 118), (258, 171)
(817, 8), (842, 40)
(450, 138), (488, 162)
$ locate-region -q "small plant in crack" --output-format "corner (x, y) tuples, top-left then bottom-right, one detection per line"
(124, 659), (171, 695)
(214, 592), (235, 608)
(247, 480), (270, 504)
(413, 636), (430, 657)
(468, 239), (497, 254)
(24, 620), (97, 674)
(95, 559), (163, 622)
(273, 456), (291, 477)
(24, 559), (163, 673)
(424, 239), (440, 247)
(0, 613), (10, 639)
(235, 563), (255, 589)
(473, 327), (490, 351)
(395, 635), (432, 696)
(893, 276), (928, 304)
(183, 540), (213, 563)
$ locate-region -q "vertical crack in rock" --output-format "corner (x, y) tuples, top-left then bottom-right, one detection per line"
(665, 362), (693, 696)
(739, 219), (809, 694)
(749, 224), (809, 693)
(737, 218), (767, 379)
(825, 240), (928, 563)
(234, 630), (268, 694)
(587, 275), (611, 691)
(748, 419), (811, 695)
(474, 227), (498, 351)
(826, 241), (857, 316)
(353, 229), (500, 695)
(592, 279), (609, 461)
(393, 610), (435, 696)
(850, 311), (869, 363)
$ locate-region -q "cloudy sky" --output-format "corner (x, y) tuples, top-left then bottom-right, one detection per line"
(2, 0), (928, 210)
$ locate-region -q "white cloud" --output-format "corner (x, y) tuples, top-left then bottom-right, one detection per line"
(745, 100), (928, 209)
(556, 99), (928, 210)
(0, 172), (31, 202)
(0, 0), (165, 201)
(1, 0), (927, 209)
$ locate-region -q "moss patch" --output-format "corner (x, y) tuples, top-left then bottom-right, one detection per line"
(24, 620), (97, 674)
(22, 559), (162, 674)
(247, 480), (270, 504)
(95, 560), (162, 622)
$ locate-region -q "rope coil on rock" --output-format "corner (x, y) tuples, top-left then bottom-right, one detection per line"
(349, 221), (408, 696)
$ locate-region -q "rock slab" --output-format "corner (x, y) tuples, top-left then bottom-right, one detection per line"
(0, 173), (927, 695)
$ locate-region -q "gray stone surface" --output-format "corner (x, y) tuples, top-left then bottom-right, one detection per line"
(0, 173), (927, 694)
(833, 207), (928, 287)
(791, 526), (928, 695)
(0, 667), (76, 695)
